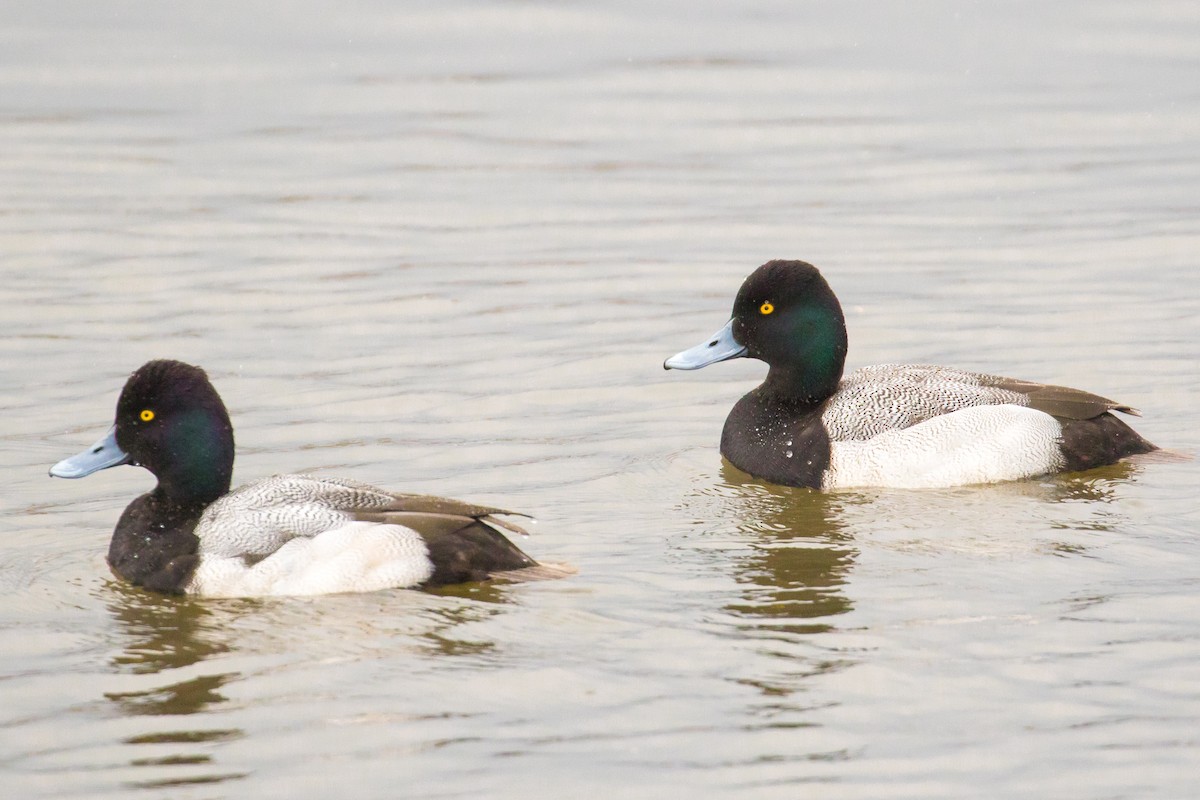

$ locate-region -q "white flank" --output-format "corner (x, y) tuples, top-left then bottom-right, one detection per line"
(188, 521), (434, 597)
(823, 405), (1066, 490)
(183, 474), (439, 597)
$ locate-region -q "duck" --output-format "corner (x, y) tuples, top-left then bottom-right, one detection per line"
(664, 259), (1158, 490)
(49, 359), (557, 597)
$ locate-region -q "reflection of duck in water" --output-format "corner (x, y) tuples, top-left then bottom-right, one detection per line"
(666, 260), (1157, 489)
(51, 360), (567, 597)
(711, 464), (855, 632)
(100, 579), (520, 790)
(712, 454), (1141, 627)
(101, 585), (245, 789)
(105, 582), (228, 678)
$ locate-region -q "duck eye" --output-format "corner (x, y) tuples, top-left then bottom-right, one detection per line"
(139, 409), (155, 422)
(759, 301), (775, 315)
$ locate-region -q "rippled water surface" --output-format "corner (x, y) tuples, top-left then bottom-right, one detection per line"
(2, 2), (1199, 797)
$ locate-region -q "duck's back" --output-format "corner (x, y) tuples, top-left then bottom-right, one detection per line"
(720, 364), (1156, 490)
(822, 364), (1144, 441)
(188, 474), (537, 597)
(817, 364), (1155, 489)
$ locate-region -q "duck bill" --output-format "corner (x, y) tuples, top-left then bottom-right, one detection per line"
(49, 426), (131, 478)
(663, 319), (748, 370)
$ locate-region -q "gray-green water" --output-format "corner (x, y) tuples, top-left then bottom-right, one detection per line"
(2, 2), (1198, 797)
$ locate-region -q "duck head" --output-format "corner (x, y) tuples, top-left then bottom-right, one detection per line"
(664, 260), (848, 404)
(51, 360), (235, 504)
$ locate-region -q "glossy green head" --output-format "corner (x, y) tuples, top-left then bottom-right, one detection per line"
(51, 360), (235, 505)
(114, 360), (235, 503)
(730, 260), (848, 403)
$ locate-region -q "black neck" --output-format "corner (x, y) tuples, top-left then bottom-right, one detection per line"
(760, 363), (843, 407)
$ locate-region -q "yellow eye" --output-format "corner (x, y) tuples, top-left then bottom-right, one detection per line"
(759, 301), (775, 315)
(139, 409), (155, 422)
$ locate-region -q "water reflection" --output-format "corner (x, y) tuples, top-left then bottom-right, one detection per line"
(680, 461), (862, 738)
(861, 463), (1154, 557)
(100, 577), (521, 788)
(976, 460), (1143, 506)
(420, 581), (518, 658)
(714, 461), (857, 634)
(704, 460), (1142, 637)
(105, 582), (230, 676)
(106, 672), (233, 718)
(1052, 461), (1141, 503)
(1041, 466), (1148, 558)
(101, 583), (246, 790)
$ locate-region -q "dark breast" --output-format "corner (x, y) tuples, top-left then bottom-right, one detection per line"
(108, 493), (202, 594)
(719, 391), (832, 489)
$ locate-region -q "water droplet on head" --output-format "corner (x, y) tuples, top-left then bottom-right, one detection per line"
(785, 450), (793, 458)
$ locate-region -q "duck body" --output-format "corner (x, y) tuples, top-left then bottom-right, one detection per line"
(667, 260), (1157, 490)
(51, 360), (543, 597)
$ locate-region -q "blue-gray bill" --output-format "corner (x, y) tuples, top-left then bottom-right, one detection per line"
(663, 319), (747, 370)
(49, 426), (130, 478)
